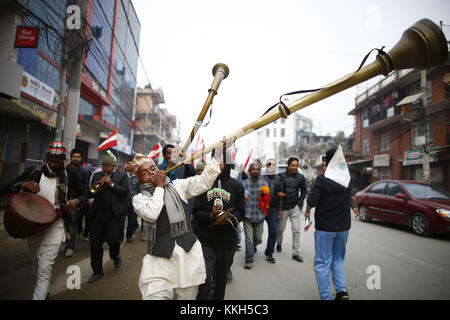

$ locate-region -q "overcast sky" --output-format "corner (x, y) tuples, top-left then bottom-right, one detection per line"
(132, 0), (450, 163)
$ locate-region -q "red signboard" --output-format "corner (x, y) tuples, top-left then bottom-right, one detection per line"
(15, 26), (39, 48)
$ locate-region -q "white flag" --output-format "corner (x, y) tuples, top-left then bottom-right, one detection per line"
(324, 145), (350, 188)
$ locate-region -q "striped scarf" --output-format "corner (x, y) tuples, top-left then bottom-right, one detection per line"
(30, 163), (67, 208)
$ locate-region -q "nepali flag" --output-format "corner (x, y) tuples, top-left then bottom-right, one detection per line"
(243, 148), (253, 171)
(148, 143), (162, 159)
(97, 131), (118, 151)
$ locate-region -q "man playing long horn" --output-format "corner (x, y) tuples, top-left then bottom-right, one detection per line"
(132, 144), (227, 300)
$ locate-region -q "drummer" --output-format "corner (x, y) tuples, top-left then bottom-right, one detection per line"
(0, 141), (79, 300)
(131, 149), (222, 300)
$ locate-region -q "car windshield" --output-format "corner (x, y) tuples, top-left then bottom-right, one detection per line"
(403, 183), (450, 200)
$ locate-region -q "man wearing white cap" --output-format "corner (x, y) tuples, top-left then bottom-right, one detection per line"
(132, 151), (222, 300)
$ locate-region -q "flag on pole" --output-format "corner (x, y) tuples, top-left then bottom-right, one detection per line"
(231, 143), (236, 163)
(97, 131), (118, 151)
(148, 143), (162, 159)
(192, 135), (206, 165)
(243, 149), (253, 171)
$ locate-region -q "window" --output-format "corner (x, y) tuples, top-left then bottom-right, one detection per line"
(281, 128), (285, 137)
(362, 138), (370, 155)
(266, 129), (270, 138)
(380, 132), (390, 152)
(368, 182), (386, 194)
(385, 183), (404, 197)
(273, 128), (277, 137)
(79, 97), (96, 116)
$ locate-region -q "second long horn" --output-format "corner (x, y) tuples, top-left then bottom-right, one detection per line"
(179, 63), (229, 157)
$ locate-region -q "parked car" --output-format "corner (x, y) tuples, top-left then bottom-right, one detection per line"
(354, 180), (450, 236)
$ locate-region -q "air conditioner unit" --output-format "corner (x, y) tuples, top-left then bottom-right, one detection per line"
(415, 136), (426, 146)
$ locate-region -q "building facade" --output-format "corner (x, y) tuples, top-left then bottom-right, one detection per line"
(347, 54), (450, 192)
(256, 113), (313, 163)
(134, 86), (179, 158)
(0, 0), (140, 187)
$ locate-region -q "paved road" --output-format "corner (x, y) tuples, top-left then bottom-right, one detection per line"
(1, 209), (449, 300)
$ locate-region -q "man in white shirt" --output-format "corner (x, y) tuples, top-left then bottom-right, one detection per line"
(132, 153), (221, 300)
(0, 141), (78, 300)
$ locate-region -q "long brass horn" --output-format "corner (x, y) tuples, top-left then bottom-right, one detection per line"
(178, 63), (229, 157)
(165, 18), (448, 174)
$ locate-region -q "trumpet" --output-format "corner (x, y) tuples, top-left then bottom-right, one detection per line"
(89, 172), (110, 194)
(165, 18), (448, 174)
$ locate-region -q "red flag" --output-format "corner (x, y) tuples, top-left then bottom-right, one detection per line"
(97, 131), (118, 151)
(148, 143), (162, 159)
(244, 149), (253, 171)
(231, 143), (236, 163)
(192, 135), (206, 165)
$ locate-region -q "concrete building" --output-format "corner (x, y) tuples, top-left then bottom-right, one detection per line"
(256, 113), (313, 163)
(134, 87), (178, 156)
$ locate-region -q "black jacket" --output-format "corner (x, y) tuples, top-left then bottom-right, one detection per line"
(307, 174), (352, 232)
(277, 170), (307, 211)
(193, 164), (245, 249)
(66, 165), (89, 209)
(88, 170), (129, 220)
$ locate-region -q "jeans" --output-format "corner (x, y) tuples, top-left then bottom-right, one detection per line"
(264, 208), (278, 256)
(277, 206), (301, 255)
(243, 219), (264, 263)
(314, 230), (349, 300)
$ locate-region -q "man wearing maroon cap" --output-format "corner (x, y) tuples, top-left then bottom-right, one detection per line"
(0, 141), (83, 299)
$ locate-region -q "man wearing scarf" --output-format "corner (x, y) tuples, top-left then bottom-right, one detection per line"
(0, 141), (76, 300)
(132, 152), (221, 300)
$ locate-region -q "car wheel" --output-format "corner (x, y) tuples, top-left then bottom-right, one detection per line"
(358, 205), (371, 222)
(411, 212), (431, 236)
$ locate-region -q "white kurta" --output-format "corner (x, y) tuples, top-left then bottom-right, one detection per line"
(28, 174), (65, 247)
(132, 158), (221, 298)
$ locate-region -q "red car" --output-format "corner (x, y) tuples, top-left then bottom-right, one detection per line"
(354, 180), (450, 236)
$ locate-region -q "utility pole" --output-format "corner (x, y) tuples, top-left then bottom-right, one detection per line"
(63, 0), (88, 152)
(55, 38), (67, 141)
(421, 69), (430, 183)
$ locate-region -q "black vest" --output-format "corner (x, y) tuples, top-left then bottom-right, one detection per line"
(148, 200), (198, 258)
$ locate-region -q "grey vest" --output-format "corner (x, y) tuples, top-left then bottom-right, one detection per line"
(148, 200), (197, 258)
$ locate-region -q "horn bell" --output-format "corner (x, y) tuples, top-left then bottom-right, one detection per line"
(381, 18), (448, 75)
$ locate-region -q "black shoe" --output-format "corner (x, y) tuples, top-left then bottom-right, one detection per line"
(335, 291), (349, 300)
(276, 244), (281, 252)
(265, 255), (276, 263)
(293, 255), (303, 263)
(88, 272), (104, 283)
(114, 256), (122, 269)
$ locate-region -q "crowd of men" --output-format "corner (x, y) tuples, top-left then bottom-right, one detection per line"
(0, 140), (357, 301)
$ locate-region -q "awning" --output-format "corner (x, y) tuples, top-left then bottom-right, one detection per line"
(397, 92), (423, 106)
